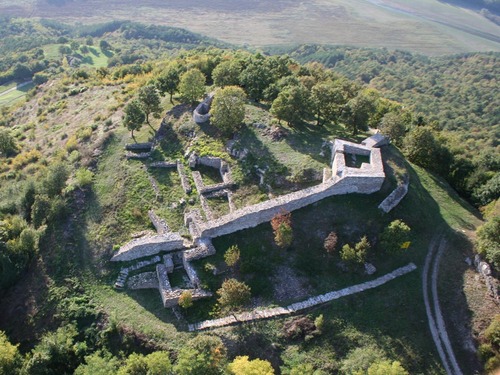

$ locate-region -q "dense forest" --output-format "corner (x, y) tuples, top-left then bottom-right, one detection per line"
(267, 44), (499, 208)
(0, 18), (499, 375)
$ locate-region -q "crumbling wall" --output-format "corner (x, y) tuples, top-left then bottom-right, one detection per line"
(111, 233), (185, 262)
(378, 181), (409, 213)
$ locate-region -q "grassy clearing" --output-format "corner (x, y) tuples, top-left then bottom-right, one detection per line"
(43, 44), (112, 67)
(0, 82), (34, 107)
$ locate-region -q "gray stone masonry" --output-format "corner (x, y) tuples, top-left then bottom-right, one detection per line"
(157, 264), (173, 306)
(362, 133), (389, 148)
(163, 254), (174, 273)
(111, 233), (184, 262)
(125, 142), (153, 151)
(177, 161), (192, 194)
(378, 181), (409, 213)
(148, 210), (169, 234)
(193, 94), (214, 124)
(192, 139), (385, 240)
(188, 262), (417, 331)
(126, 152), (151, 160)
(127, 272), (159, 290)
(199, 194), (214, 221)
(149, 161), (178, 168)
(114, 256), (161, 288)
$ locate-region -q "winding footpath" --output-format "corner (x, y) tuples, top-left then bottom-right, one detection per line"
(423, 232), (463, 375)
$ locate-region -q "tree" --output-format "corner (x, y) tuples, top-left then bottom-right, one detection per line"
(228, 356), (275, 375)
(0, 129), (18, 157)
(75, 351), (120, 375)
(0, 331), (21, 375)
(239, 59), (274, 102)
(213, 60), (242, 88)
(31, 194), (51, 229)
(179, 68), (206, 103)
(217, 278), (251, 310)
(476, 216), (500, 270)
(403, 126), (452, 175)
(311, 81), (345, 126)
(178, 290), (193, 309)
(144, 351), (173, 375)
(210, 86), (246, 135)
(270, 84), (311, 126)
(58, 45), (71, 55)
(117, 353), (148, 375)
(123, 99), (145, 139)
(138, 85), (161, 127)
(156, 64), (181, 104)
(42, 163), (68, 198)
(174, 335), (227, 375)
(22, 324), (80, 375)
(343, 90), (378, 135)
(340, 236), (370, 269)
(379, 112), (407, 147)
(99, 40), (111, 51)
(271, 211), (293, 249)
(324, 231), (338, 255)
(224, 245), (241, 268)
(379, 220), (411, 253)
(367, 360), (409, 375)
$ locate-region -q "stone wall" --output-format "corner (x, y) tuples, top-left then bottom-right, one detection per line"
(111, 233), (185, 262)
(177, 161), (192, 194)
(378, 181), (409, 213)
(188, 262), (416, 331)
(196, 172), (384, 239)
(148, 210), (169, 234)
(125, 143), (153, 151)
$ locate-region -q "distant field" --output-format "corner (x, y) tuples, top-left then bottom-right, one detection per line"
(0, 82), (34, 107)
(1, 0), (499, 55)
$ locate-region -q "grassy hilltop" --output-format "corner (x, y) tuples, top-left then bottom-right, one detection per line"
(0, 17), (498, 375)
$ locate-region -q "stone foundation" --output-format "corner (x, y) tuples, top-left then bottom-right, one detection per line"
(111, 233), (185, 262)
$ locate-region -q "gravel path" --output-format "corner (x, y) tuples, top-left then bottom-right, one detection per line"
(423, 232), (463, 375)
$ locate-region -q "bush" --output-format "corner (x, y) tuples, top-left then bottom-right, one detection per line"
(476, 216), (500, 271)
(217, 278), (251, 310)
(178, 290), (193, 309)
(340, 236), (370, 269)
(75, 168), (94, 188)
(224, 245), (240, 268)
(324, 232), (338, 255)
(379, 220), (411, 253)
(0, 129), (18, 157)
(0, 331), (21, 375)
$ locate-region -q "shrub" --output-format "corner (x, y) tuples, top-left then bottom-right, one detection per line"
(228, 356), (274, 375)
(217, 278), (251, 310)
(271, 211), (293, 249)
(178, 290), (193, 309)
(0, 129), (18, 157)
(340, 236), (370, 269)
(324, 232), (338, 255)
(224, 245), (241, 268)
(75, 168), (94, 188)
(379, 220), (411, 253)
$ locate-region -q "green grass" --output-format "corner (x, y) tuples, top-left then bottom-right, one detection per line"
(43, 44), (113, 67)
(0, 82), (34, 107)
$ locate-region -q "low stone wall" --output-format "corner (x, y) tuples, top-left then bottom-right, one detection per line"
(149, 161), (178, 168)
(188, 262), (417, 331)
(200, 182), (235, 195)
(378, 181), (409, 213)
(125, 142), (153, 151)
(196, 172), (384, 239)
(111, 233), (185, 262)
(126, 152), (151, 160)
(177, 162), (192, 194)
(148, 210), (169, 234)
(127, 272), (159, 290)
(198, 156), (222, 170)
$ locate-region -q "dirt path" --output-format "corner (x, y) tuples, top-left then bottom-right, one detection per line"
(423, 232), (463, 375)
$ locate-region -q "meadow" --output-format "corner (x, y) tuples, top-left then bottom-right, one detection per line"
(0, 0), (499, 55)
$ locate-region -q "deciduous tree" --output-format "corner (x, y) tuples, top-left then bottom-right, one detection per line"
(212, 60), (242, 88)
(123, 99), (145, 139)
(476, 216), (500, 270)
(178, 290), (193, 309)
(324, 231), (338, 255)
(0, 128), (18, 157)
(179, 68), (206, 103)
(210, 86), (246, 135)
(138, 85), (161, 127)
(217, 278), (251, 310)
(379, 112), (407, 147)
(174, 335), (227, 375)
(271, 211), (293, 249)
(270, 84), (311, 126)
(156, 64), (181, 104)
(228, 356), (275, 375)
(343, 90), (378, 135)
(224, 245), (241, 268)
